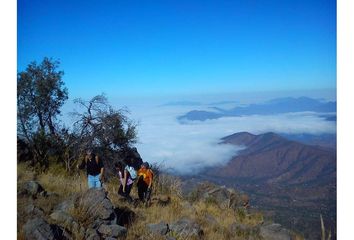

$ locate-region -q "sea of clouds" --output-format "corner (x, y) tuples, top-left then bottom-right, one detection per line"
(125, 101), (336, 175)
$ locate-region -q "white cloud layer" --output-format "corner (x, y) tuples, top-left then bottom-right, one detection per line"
(126, 103), (336, 175)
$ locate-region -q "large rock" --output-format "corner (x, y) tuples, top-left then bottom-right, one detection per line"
(20, 181), (46, 197)
(54, 194), (79, 213)
(24, 203), (44, 217)
(97, 224), (127, 238)
(169, 217), (203, 238)
(147, 221), (170, 235)
(189, 182), (246, 210)
(77, 188), (115, 221)
(260, 223), (292, 240)
(23, 217), (56, 240)
(49, 210), (85, 239)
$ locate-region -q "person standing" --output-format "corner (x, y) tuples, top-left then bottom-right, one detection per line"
(115, 162), (133, 203)
(137, 162), (154, 205)
(78, 149), (104, 189)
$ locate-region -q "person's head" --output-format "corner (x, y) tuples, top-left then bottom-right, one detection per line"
(115, 162), (123, 172)
(86, 149), (95, 160)
(141, 162), (149, 170)
(125, 157), (132, 166)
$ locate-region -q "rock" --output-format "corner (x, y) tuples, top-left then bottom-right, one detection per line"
(85, 229), (100, 240)
(147, 221), (170, 235)
(23, 217), (55, 240)
(50, 210), (85, 239)
(54, 194), (78, 213)
(86, 233), (100, 240)
(24, 203), (44, 217)
(260, 223), (292, 240)
(97, 224), (127, 238)
(20, 181), (46, 197)
(50, 210), (75, 226)
(229, 222), (260, 237)
(78, 188), (115, 220)
(169, 217), (203, 238)
(191, 183), (244, 210)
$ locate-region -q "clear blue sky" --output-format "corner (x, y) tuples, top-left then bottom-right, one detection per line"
(18, 0), (336, 98)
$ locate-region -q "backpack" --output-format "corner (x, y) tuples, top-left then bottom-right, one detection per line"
(125, 165), (137, 180)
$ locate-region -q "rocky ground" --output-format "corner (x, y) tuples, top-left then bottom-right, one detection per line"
(17, 163), (302, 240)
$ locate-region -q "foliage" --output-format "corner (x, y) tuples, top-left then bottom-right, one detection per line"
(61, 94), (138, 172)
(17, 58), (138, 173)
(71, 94), (137, 151)
(17, 57), (68, 168)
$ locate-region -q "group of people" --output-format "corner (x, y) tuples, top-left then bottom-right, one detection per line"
(78, 149), (154, 205)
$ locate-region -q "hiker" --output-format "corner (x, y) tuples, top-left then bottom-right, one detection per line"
(137, 162), (154, 204)
(124, 158), (137, 182)
(115, 162), (133, 203)
(77, 149), (104, 189)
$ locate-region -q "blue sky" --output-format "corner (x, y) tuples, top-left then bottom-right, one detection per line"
(18, 0), (336, 99)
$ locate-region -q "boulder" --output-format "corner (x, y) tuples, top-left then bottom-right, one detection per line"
(78, 188), (115, 220)
(24, 203), (44, 217)
(260, 223), (292, 240)
(190, 183), (245, 210)
(169, 217), (203, 238)
(23, 217), (55, 240)
(20, 181), (46, 197)
(97, 224), (127, 238)
(50, 210), (75, 226)
(147, 221), (170, 235)
(54, 194), (79, 213)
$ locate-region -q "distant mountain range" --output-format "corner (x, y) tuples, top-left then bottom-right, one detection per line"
(178, 97), (336, 121)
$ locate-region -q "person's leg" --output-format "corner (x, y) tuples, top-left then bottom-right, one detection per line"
(137, 180), (146, 201)
(87, 175), (94, 189)
(94, 175), (102, 188)
(146, 187), (152, 202)
(125, 184), (133, 202)
(118, 184), (124, 196)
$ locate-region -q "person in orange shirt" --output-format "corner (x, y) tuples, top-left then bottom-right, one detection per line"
(137, 162), (154, 204)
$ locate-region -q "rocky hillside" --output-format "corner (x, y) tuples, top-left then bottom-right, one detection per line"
(17, 163), (303, 240)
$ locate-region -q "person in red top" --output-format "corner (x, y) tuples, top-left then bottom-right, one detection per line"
(137, 162), (153, 204)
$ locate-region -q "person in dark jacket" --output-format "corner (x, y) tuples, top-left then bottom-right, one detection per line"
(77, 149), (104, 189)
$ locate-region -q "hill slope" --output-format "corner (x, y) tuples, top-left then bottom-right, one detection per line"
(209, 132), (336, 186)
(199, 132), (336, 239)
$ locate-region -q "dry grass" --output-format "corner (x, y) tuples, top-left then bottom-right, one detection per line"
(18, 163), (269, 240)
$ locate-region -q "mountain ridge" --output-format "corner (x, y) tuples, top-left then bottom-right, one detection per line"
(178, 97), (336, 121)
(209, 131), (336, 185)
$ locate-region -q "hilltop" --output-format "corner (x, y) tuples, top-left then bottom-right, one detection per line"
(17, 162), (304, 240)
